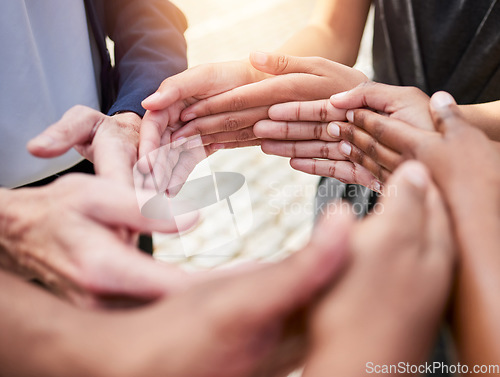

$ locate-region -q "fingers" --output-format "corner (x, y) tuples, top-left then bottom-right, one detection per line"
(254, 120), (338, 141)
(139, 109), (172, 161)
(268, 100), (347, 122)
(330, 81), (421, 111)
(141, 66), (207, 111)
(249, 52), (320, 76)
(201, 127), (258, 145)
(61, 175), (197, 234)
(375, 161), (430, 242)
(27, 105), (103, 157)
(428, 91), (465, 135)
(290, 158), (382, 192)
(261, 140), (347, 160)
(331, 121), (403, 172)
(347, 109), (424, 153)
(172, 107), (269, 140)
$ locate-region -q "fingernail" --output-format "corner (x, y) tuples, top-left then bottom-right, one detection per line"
(251, 51), (268, 65)
(182, 112), (196, 122)
(28, 134), (56, 148)
(330, 91), (348, 100)
(401, 162), (429, 189)
(340, 142), (352, 156)
(431, 91), (455, 109)
(372, 180), (382, 193)
(346, 110), (354, 123)
(143, 92), (161, 104)
(327, 122), (341, 137)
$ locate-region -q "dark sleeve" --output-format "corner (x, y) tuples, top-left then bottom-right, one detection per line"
(103, 0), (188, 117)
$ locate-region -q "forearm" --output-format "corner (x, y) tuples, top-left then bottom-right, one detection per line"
(459, 101), (500, 141)
(452, 221), (500, 368)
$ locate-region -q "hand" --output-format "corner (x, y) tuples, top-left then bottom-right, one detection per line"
(92, 210), (352, 377)
(0, 174), (198, 309)
(304, 161), (455, 376)
(2, 209), (352, 377)
(160, 53), (367, 146)
(27, 106), (142, 186)
(258, 82), (433, 188)
(346, 91), (500, 366)
(139, 60), (266, 161)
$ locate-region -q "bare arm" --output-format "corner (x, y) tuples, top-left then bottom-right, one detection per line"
(459, 100), (500, 142)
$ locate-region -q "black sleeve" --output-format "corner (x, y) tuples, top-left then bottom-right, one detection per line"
(102, 0), (188, 116)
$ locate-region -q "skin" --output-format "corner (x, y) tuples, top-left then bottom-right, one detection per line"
(139, 0), (372, 161)
(0, 209), (351, 377)
(0, 174), (198, 308)
(304, 161), (455, 377)
(344, 92), (500, 369)
(258, 82), (433, 189)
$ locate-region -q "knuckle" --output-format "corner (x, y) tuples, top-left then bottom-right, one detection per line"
(320, 144), (329, 159)
(328, 163), (337, 178)
(343, 123), (355, 142)
(230, 96), (247, 112)
(223, 116), (241, 132)
(319, 103), (329, 122)
(237, 129), (253, 141)
(314, 124), (323, 140)
(276, 55), (290, 73)
(366, 141), (378, 161)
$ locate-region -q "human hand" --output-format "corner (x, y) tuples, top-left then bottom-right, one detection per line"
(164, 52), (367, 146)
(99, 210), (352, 377)
(0, 174), (198, 309)
(257, 82), (432, 188)
(304, 161), (455, 377)
(28, 106), (142, 186)
(139, 60), (266, 161)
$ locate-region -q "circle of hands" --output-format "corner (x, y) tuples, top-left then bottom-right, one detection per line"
(3, 53), (498, 376)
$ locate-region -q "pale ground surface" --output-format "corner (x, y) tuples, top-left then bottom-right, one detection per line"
(154, 0), (373, 269)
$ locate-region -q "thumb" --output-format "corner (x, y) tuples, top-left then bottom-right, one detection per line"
(27, 106), (103, 158)
(428, 91), (465, 135)
(376, 160), (430, 242)
(250, 52), (317, 76)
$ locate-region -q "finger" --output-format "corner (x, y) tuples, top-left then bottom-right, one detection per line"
(330, 81), (418, 111)
(425, 184), (454, 261)
(428, 91), (465, 135)
(139, 109), (171, 161)
(180, 75), (328, 120)
(81, 233), (189, 300)
(347, 109), (424, 153)
(166, 143), (208, 197)
(172, 107), (269, 140)
(27, 105), (103, 157)
(374, 161), (430, 242)
(141, 67), (208, 111)
(201, 127), (257, 145)
(338, 140), (397, 180)
(268, 100), (347, 122)
(208, 207), (354, 325)
(250, 52), (320, 76)
(261, 140), (347, 160)
(207, 140), (261, 151)
(290, 158), (382, 192)
(71, 176), (198, 233)
(331, 121), (403, 171)
(254, 120), (339, 141)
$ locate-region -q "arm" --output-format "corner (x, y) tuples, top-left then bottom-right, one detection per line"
(459, 101), (500, 141)
(277, 0), (371, 65)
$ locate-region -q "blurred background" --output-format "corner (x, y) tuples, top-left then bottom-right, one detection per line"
(153, 0), (373, 270)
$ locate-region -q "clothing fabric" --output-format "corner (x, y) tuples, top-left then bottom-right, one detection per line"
(0, 1), (99, 188)
(0, 0), (187, 188)
(372, 0), (500, 104)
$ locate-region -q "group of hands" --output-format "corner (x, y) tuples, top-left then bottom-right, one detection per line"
(1, 53), (500, 376)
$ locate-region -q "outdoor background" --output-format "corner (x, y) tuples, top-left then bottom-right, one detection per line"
(153, 0), (373, 270)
